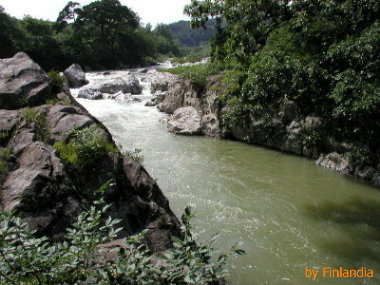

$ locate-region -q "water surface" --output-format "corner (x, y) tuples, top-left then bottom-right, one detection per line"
(74, 73), (380, 285)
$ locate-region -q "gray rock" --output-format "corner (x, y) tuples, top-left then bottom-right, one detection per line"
(282, 119), (302, 154)
(78, 75), (141, 98)
(78, 90), (103, 100)
(142, 71), (178, 93)
(316, 152), (352, 175)
(372, 172), (380, 187)
(304, 116), (322, 129)
(158, 80), (192, 114)
(282, 99), (297, 123)
(0, 52), (52, 109)
(167, 107), (202, 135)
(355, 166), (376, 180)
(64, 64), (89, 88)
(202, 113), (220, 137)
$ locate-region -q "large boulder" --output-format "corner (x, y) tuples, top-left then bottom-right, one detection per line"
(167, 107), (202, 135)
(78, 75), (141, 99)
(1, 142), (78, 236)
(0, 54), (181, 250)
(0, 52), (52, 109)
(64, 64), (89, 88)
(141, 70), (178, 93)
(316, 152), (352, 175)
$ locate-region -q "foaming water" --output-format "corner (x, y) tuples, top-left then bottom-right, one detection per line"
(74, 72), (380, 285)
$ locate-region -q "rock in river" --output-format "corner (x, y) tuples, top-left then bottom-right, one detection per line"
(167, 107), (202, 135)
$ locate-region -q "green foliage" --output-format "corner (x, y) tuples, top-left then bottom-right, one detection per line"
(345, 146), (375, 170)
(298, 128), (322, 149)
(123, 148), (144, 163)
(0, 2), (181, 70)
(0, 148), (11, 181)
(159, 63), (221, 92)
(186, 0), (380, 163)
(172, 54), (203, 64)
(0, 191), (122, 284)
(0, 195), (245, 284)
(54, 125), (116, 171)
(23, 108), (50, 142)
(47, 70), (65, 93)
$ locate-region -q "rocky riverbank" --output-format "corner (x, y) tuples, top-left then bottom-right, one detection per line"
(0, 52), (180, 251)
(153, 73), (380, 188)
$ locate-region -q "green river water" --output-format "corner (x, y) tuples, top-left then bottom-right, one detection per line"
(76, 74), (380, 285)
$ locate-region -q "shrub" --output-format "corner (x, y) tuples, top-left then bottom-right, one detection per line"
(54, 125), (116, 171)
(0, 185), (245, 284)
(123, 148), (144, 163)
(23, 108), (50, 142)
(345, 146), (375, 170)
(298, 128), (322, 149)
(47, 70), (65, 93)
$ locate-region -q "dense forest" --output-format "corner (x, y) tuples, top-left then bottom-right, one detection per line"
(0, 0), (182, 70)
(183, 0), (380, 170)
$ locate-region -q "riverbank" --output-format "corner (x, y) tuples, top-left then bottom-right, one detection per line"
(72, 68), (380, 284)
(154, 71), (380, 189)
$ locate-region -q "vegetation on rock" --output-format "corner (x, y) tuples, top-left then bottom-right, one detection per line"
(54, 125), (116, 171)
(184, 0), (380, 168)
(0, 184), (244, 285)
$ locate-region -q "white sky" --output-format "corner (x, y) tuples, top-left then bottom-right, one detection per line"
(0, 0), (191, 26)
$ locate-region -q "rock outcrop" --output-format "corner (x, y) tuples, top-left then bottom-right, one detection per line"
(64, 64), (89, 88)
(167, 107), (202, 135)
(157, 75), (223, 137)
(157, 72), (379, 187)
(0, 53), (180, 251)
(0, 52), (52, 109)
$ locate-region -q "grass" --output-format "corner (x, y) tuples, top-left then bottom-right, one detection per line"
(0, 148), (12, 181)
(172, 54), (203, 64)
(54, 125), (116, 171)
(158, 63), (221, 92)
(23, 108), (50, 142)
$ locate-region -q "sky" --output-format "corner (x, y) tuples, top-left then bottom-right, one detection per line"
(0, 0), (191, 26)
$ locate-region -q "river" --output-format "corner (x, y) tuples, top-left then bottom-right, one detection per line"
(73, 70), (380, 285)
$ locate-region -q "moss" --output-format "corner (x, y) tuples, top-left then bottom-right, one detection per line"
(0, 148), (12, 181)
(23, 108), (50, 142)
(54, 125), (116, 171)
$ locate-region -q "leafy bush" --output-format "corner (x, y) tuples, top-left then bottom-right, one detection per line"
(0, 185), (245, 284)
(47, 70), (65, 92)
(23, 108), (50, 142)
(123, 148), (144, 163)
(54, 125), (116, 171)
(345, 146), (375, 170)
(298, 128), (321, 149)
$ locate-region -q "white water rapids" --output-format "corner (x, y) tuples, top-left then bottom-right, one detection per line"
(71, 68), (380, 285)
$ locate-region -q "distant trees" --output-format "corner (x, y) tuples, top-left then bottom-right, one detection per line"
(0, 0), (181, 70)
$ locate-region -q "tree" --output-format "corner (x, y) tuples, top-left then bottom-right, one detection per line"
(55, 1), (80, 31)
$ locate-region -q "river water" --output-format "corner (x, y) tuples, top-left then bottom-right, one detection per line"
(73, 71), (380, 285)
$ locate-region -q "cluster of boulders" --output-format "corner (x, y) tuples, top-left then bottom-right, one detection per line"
(153, 70), (380, 187)
(0, 52), (180, 251)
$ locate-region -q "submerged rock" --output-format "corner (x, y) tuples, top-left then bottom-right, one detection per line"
(64, 64), (89, 88)
(167, 107), (202, 135)
(0, 52), (52, 109)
